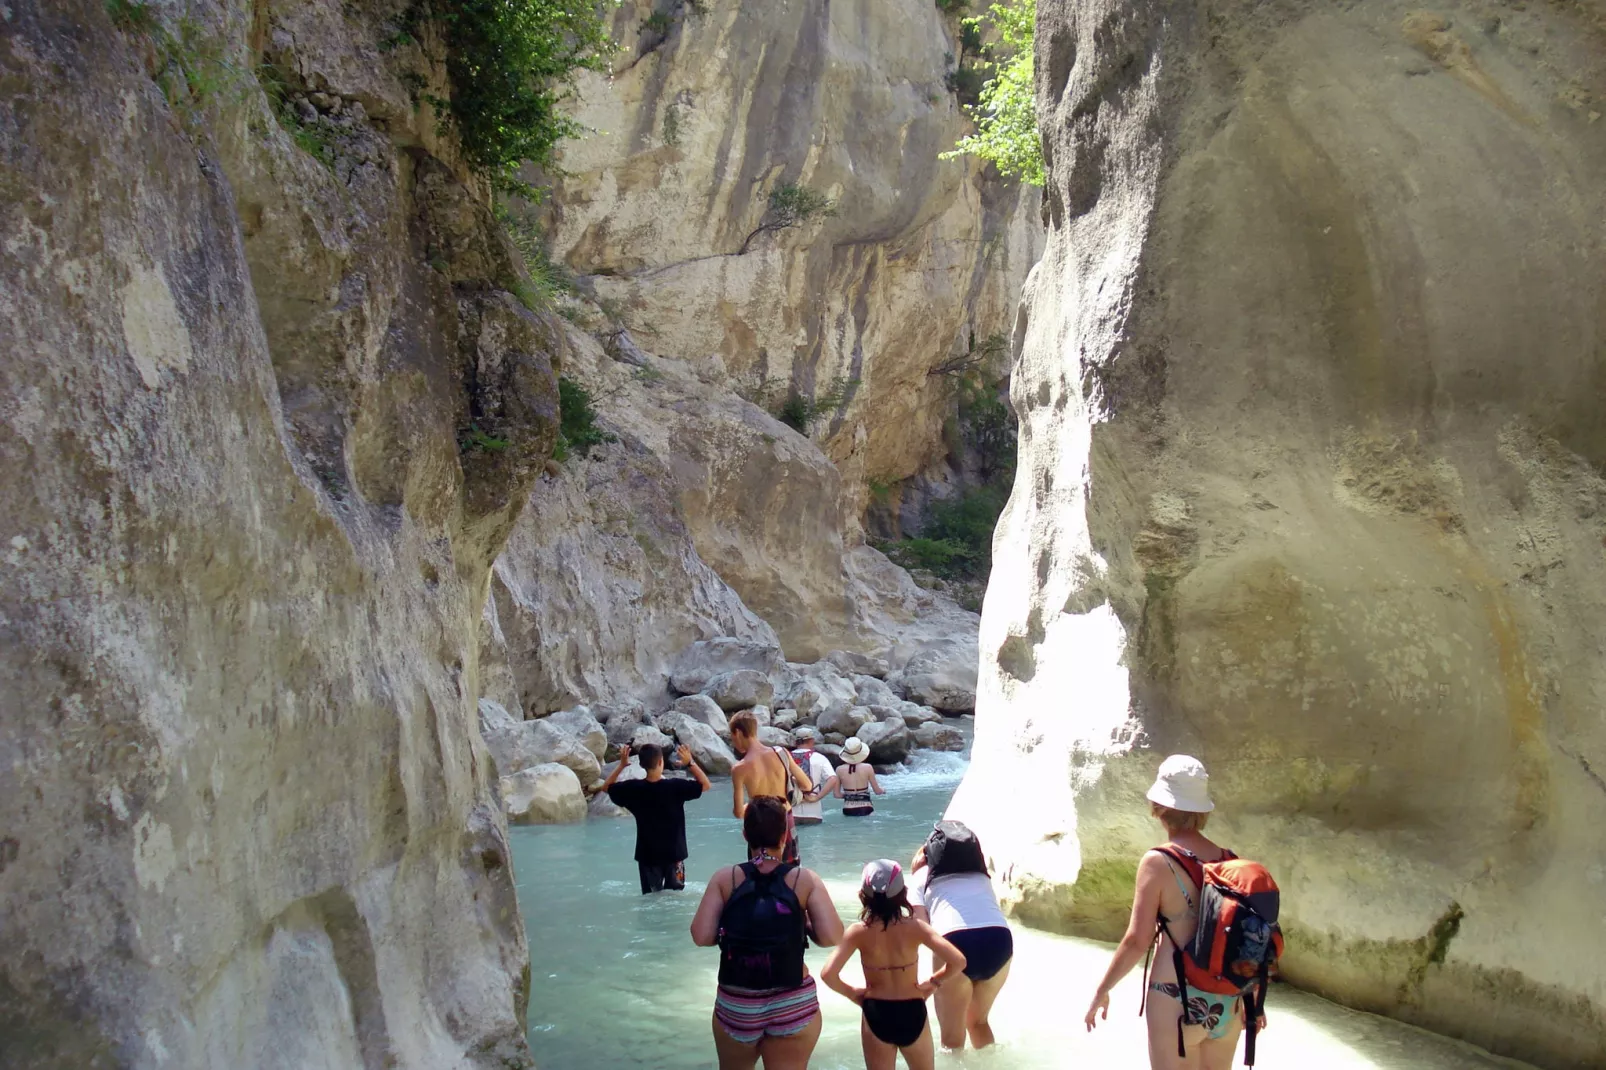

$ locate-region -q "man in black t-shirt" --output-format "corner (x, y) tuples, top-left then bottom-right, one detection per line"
(602, 743), (712, 893)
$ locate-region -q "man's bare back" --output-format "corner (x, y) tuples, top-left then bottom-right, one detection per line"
(728, 712), (811, 818)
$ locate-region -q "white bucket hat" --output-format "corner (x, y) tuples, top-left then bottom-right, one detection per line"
(841, 737), (869, 763)
(1145, 754), (1214, 813)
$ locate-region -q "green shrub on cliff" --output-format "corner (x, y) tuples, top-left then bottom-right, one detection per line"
(430, 0), (616, 191)
(941, 0), (1043, 186)
(554, 377), (616, 461)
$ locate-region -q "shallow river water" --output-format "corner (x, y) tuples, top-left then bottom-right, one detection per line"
(510, 746), (1532, 1070)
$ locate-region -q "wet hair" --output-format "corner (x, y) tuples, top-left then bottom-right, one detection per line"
(743, 796), (788, 850)
(637, 743), (663, 770)
(859, 887), (913, 930)
(728, 709), (758, 738)
(1152, 802), (1210, 833)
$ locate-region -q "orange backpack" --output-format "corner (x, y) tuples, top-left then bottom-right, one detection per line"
(1145, 846), (1284, 1065)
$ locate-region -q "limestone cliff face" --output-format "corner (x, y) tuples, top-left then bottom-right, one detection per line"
(544, 0), (1042, 526)
(953, 2), (1606, 1067)
(0, 1), (550, 1066)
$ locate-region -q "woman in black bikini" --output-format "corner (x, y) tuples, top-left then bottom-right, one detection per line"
(819, 859), (967, 1070)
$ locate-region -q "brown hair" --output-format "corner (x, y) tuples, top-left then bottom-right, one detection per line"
(859, 887), (913, 930)
(1152, 802), (1210, 833)
(636, 743), (663, 770)
(743, 796), (787, 850)
(728, 709), (759, 738)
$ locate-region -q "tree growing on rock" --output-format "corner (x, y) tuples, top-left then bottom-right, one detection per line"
(738, 182), (838, 254)
(941, 0), (1043, 186)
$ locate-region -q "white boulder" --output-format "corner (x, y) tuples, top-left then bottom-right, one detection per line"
(502, 764), (586, 825)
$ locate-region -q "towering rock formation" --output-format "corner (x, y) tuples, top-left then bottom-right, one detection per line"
(1, 1), (548, 1065)
(954, 2), (1606, 1067)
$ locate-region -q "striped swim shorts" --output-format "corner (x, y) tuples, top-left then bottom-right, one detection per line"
(713, 976), (819, 1044)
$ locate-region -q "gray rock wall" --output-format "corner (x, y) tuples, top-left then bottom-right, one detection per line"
(954, 2), (1606, 1067)
(0, 1), (551, 1066)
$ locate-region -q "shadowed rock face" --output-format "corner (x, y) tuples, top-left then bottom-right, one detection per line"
(953, 2), (1606, 1067)
(0, 1), (556, 1066)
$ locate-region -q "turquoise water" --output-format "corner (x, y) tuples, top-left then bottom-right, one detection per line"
(509, 746), (1532, 1069)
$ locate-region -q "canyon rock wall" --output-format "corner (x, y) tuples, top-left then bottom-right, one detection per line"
(544, 0), (1042, 526)
(1, 1), (547, 1066)
(953, 2), (1606, 1067)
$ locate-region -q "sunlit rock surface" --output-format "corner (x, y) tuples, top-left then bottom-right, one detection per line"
(0, 1), (549, 1065)
(953, 2), (1606, 1067)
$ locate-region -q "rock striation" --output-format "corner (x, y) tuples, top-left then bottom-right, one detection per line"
(0, 1), (557, 1065)
(953, 2), (1606, 1068)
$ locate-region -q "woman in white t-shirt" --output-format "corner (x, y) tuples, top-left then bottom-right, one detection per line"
(907, 821), (1013, 1050)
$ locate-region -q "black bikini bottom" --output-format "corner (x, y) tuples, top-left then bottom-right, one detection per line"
(862, 997), (928, 1048)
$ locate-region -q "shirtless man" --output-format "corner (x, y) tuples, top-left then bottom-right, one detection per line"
(728, 709), (813, 864)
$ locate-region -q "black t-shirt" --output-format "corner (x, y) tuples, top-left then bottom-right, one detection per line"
(608, 776), (703, 863)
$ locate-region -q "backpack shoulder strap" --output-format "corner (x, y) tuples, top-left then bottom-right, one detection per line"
(1152, 845), (1205, 892)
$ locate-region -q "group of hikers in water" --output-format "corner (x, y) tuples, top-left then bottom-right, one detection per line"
(600, 708), (1281, 1070)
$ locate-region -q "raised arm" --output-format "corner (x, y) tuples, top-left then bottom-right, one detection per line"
(1086, 850), (1167, 1030)
(601, 745), (632, 792)
(678, 745), (712, 793)
(690, 867), (732, 947)
(916, 919), (968, 995)
(818, 923), (866, 1005)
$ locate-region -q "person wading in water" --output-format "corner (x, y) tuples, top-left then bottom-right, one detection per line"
(789, 727), (838, 828)
(819, 859), (968, 1070)
(691, 796), (845, 1069)
(601, 743), (712, 894)
(729, 710), (813, 864)
(832, 737), (884, 817)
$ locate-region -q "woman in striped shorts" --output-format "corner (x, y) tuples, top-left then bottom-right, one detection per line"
(691, 797), (846, 1068)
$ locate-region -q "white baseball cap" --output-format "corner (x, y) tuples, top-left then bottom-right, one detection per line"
(1145, 754), (1214, 813)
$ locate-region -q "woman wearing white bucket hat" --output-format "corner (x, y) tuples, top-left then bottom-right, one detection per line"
(1082, 755), (1263, 1069)
(832, 737), (884, 817)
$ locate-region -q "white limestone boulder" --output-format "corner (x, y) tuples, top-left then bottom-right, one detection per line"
(670, 638), (786, 695)
(702, 669), (774, 711)
(855, 719), (912, 764)
(502, 764), (586, 825)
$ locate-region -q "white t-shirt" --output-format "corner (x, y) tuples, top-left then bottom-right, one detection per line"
(791, 750), (837, 820)
(907, 869), (1008, 934)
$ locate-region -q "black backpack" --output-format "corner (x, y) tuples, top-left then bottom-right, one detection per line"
(717, 862), (806, 989)
(926, 820), (988, 879)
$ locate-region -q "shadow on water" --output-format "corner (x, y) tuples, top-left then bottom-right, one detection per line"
(508, 741), (1535, 1070)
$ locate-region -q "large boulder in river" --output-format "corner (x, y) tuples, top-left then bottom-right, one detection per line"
(853, 674), (901, 708)
(949, 3), (1606, 1065)
(502, 764), (587, 825)
(702, 669), (774, 712)
(899, 703), (944, 729)
(893, 635), (978, 713)
(667, 719), (737, 775)
(630, 725), (675, 751)
(542, 707), (608, 760)
(670, 638), (786, 695)
(479, 700), (602, 785)
(855, 719), (912, 764)
(784, 664), (858, 725)
(673, 693), (733, 738)
(825, 650), (891, 678)
(914, 721), (964, 752)
(757, 726), (796, 749)
(816, 704), (874, 740)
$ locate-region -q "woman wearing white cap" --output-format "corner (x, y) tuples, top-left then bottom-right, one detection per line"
(832, 737), (884, 817)
(819, 859), (968, 1070)
(1082, 754), (1256, 1069)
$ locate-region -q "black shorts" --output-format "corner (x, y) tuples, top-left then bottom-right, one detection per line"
(945, 926), (1013, 982)
(638, 859), (686, 894)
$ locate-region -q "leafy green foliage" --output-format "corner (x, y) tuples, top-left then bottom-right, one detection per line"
(881, 485), (1008, 580)
(739, 182), (838, 254)
(108, 0), (249, 118)
(662, 101), (682, 146)
(941, 0), (1044, 186)
(496, 197), (578, 310)
(758, 375), (859, 433)
(430, 0), (616, 192)
(257, 66), (337, 168)
(554, 377), (616, 461)
(640, 10), (672, 34)
(935, 0), (969, 12)
(460, 424), (510, 452)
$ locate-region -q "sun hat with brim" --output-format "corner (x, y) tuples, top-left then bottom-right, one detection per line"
(841, 737), (870, 763)
(1145, 754), (1214, 813)
(862, 858), (904, 896)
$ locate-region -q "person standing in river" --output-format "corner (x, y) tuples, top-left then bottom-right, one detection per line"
(1082, 755), (1273, 1070)
(790, 728), (838, 828)
(601, 743), (712, 894)
(691, 796), (845, 1070)
(729, 710), (814, 864)
(819, 859), (969, 1070)
(832, 737), (885, 817)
